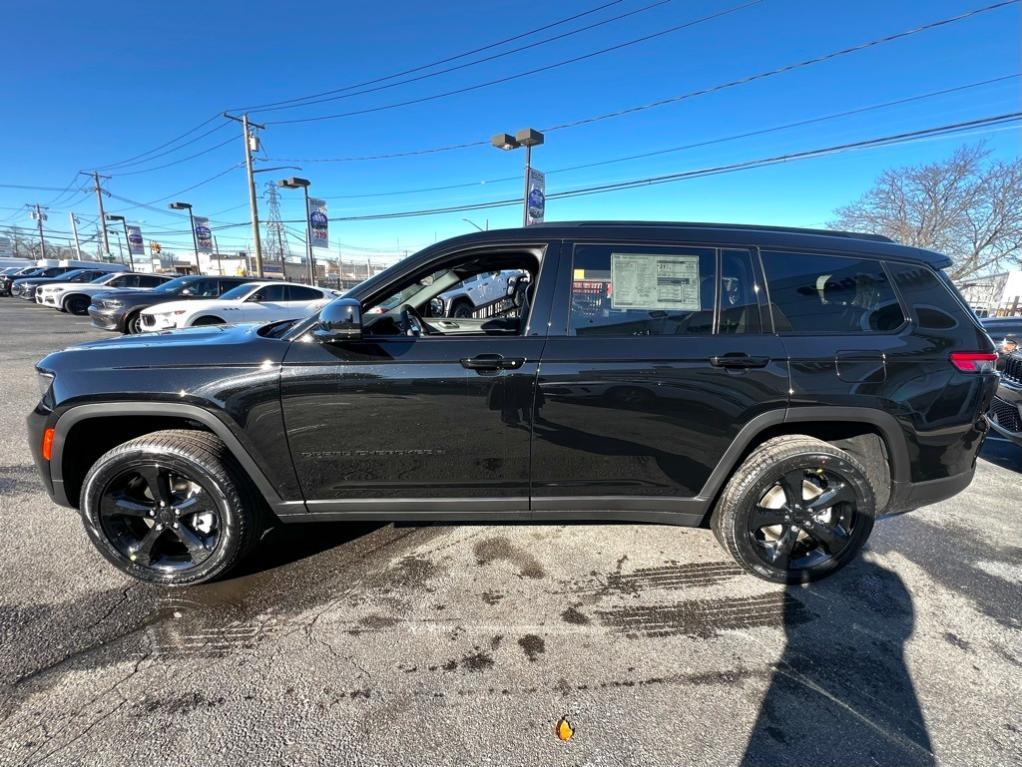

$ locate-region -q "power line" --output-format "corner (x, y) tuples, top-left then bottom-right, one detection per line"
(93, 113), (223, 171)
(117, 165), (244, 211)
(269, 0), (1020, 158)
(267, 112), (1022, 223)
(96, 122), (232, 172)
(107, 135), (237, 177)
(267, 0), (763, 125)
(250, 0), (672, 115)
(231, 0), (629, 112)
(315, 73), (1020, 201)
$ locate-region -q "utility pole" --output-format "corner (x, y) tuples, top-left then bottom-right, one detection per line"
(224, 113), (266, 278)
(30, 204), (47, 260)
(213, 235), (223, 276)
(89, 171), (112, 260)
(69, 213), (82, 259)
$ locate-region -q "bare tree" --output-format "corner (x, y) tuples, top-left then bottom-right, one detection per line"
(831, 144), (1022, 283)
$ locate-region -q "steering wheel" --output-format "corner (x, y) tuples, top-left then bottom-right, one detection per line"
(397, 303), (430, 336)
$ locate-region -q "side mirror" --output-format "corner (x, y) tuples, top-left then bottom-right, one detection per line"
(315, 297), (363, 342)
(428, 297), (444, 317)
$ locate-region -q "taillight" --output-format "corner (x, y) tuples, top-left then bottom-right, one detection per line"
(949, 352), (998, 373)
(41, 427), (55, 461)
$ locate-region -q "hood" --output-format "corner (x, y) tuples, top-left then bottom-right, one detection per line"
(38, 322), (290, 373)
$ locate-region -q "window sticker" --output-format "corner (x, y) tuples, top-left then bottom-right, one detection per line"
(610, 253), (701, 311)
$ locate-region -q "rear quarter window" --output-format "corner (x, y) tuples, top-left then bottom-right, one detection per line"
(762, 251), (905, 333)
(886, 262), (974, 331)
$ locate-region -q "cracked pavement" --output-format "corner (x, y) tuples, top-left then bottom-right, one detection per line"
(1, 299), (1020, 766)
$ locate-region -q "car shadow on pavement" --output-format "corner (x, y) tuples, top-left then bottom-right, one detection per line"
(978, 437), (1022, 473)
(232, 520), (387, 577)
(740, 558), (935, 767)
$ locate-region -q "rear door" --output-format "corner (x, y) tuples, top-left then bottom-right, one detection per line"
(532, 241), (789, 517)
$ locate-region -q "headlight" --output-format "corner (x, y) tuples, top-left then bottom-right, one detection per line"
(104, 299), (123, 308)
(37, 370), (55, 399)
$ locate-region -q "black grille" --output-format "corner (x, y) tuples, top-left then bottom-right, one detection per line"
(990, 396), (1022, 433)
(1003, 355), (1022, 384)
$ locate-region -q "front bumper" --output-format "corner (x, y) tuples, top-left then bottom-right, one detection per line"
(140, 312), (177, 331)
(26, 406), (56, 502)
(39, 292), (60, 307)
(87, 304), (124, 331)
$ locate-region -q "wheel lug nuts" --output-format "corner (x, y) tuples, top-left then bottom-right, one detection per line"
(172, 522), (179, 529)
(148, 510), (155, 517)
(174, 509), (180, 516)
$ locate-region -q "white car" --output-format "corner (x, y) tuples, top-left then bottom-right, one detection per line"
(140, 281), (340, 331)
(37, 271), (173, 314)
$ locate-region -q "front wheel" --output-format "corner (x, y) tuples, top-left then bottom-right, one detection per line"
(124, 311), (144, 334)
(711, 435), (876, 583)
(64, 295), (90, 315)
(80, 430), (262, 586)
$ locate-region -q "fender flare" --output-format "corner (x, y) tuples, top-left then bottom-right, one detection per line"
(693, 406), (910, 503)
(50, 402), (286, 509)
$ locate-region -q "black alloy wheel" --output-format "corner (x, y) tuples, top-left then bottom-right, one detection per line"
(712, 435), (875, 583)
(451, 300), (474, 318)
(747, 466), (861, 572)
(97, 464), (222, 572)
(81, 430), (261, 585)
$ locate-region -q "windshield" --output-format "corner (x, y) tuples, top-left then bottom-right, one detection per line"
(91, 272), (120, 283)
(151, 276), (198, 294)
(40, 267), (68, 277)
(219, 284), (257, 301)
(55, 268), (88, 281)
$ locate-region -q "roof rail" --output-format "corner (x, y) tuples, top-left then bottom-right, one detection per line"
(531, 220), (895, 243)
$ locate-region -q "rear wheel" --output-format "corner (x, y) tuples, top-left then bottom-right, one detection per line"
(80, 430), (262, 586)
(711, 435), (875, 583)
(65, 295), (90, 315)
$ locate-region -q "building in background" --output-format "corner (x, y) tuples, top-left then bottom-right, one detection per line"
(958, 271), (1022, 317)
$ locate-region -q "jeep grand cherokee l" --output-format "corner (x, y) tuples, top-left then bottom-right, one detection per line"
(28, 222), (997, 587)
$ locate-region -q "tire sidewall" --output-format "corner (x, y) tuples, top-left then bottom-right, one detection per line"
(66, 295), (89, 315)
(125, 311), (143, 334)
(81, 447), (243, 586)
(726, 449), (875, 584)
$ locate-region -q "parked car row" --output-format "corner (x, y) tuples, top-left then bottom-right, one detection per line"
(1, 263), (341, 334)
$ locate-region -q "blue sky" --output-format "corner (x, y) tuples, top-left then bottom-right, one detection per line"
(2, 0), (1019, 260)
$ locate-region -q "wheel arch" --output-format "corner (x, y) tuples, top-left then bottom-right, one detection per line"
(191, 315), (226, 326)
(696, 407), (909, 518)
(51, 403), (285, 512)
(60, 292), (89, 310)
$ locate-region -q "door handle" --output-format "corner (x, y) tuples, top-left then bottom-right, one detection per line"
(460, 354), (526, 371)
(710, 353), (770, 369)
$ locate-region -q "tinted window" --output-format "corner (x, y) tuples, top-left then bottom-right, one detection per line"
(763, 251), (904, 333)
(252, 284), (288, 302)
(287, 286), (323, 301)
(181, 278), (219, 297)
(719, 249), (764, 334)
(137, 274), (165, 287)
(887, 262), (971, 331)
(569, 244), (716, 336)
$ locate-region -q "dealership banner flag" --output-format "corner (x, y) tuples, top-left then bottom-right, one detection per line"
(126, 225), (145, 256)
(193, 216), (213, 253)
(526, 168), (545, 225)
(309, 198), (329, 248)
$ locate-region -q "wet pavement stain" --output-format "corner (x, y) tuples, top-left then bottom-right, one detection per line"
(480, 590), (504, 605)
(517, 634), (546, 662)
(561, 606), (591, 625)
(473, 537), (545, 579)
(596, 593), (812, 639)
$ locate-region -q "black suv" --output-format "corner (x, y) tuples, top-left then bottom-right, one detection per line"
(989, 351), (1022, 445)
(29, 222), (997, 586)
(88, 274), (257, 334)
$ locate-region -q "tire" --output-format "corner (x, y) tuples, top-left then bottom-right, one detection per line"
(192, 315), (225, 326)
(450, 299), (474, 319)
(711, 435), (876, 584)
(124, 310), (144, 334)
(80, 429), (263, 586)
(64, 295), (90, 315)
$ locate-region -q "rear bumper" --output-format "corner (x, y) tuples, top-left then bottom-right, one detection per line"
(884, 468), (977, 516)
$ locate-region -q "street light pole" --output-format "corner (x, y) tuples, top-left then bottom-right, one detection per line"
(278, 176), (315, 285)
(491, 128), (544, 226)
(105, 214), (135, 271)
(169, 202), (200, 271)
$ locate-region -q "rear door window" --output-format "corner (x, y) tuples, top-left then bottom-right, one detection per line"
(762, 251), (905, 333)
(569, 244), (716, 336)
(252, 284), (288, 302)
(286, 285), (324, 301)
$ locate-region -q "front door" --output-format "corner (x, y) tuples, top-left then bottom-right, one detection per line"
(531, 241), (789, 517)
(279, 243), (556, 516)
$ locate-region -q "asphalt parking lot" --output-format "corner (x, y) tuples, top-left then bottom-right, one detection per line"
(0, 298), (1019, 767)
